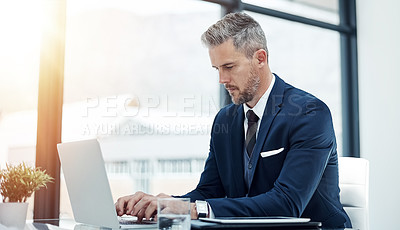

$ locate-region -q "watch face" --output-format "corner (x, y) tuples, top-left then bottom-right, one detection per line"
(197, 205), (207, 212)
(196, 201), (208, 216)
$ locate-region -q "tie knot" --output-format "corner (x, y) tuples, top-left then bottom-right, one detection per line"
(246, 110), (259, 123)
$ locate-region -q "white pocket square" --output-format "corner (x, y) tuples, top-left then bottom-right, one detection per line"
(260, 148), (284, 158)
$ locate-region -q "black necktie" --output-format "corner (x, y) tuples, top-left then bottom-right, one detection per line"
(246, 110), (259, 157)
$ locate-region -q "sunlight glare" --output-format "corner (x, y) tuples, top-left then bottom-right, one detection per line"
(0, 0), (44, 113)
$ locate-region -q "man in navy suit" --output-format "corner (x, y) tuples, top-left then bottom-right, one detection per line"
(115, 12), (351, 228)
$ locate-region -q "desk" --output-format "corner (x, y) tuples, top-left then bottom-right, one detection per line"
(190, 220), (322, 229)
(24, 219), (76, 230)
(26, 219), (352, 230)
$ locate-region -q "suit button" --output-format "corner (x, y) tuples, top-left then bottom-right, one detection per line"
(248, 163), (253, 169)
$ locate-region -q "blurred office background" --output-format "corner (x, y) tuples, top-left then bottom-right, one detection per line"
(0, 0), (399, 229)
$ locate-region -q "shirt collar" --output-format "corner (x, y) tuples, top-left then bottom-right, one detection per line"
(243, 74), (276, 119)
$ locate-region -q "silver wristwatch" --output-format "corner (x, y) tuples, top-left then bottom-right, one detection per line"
(195, 200), (209, 218)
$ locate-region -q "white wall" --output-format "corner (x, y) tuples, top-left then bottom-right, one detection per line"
(357, 0), (400, 229)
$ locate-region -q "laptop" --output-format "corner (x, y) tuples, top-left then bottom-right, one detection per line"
(57, 139), (157, 229)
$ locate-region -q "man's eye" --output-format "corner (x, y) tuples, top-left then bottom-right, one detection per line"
(225, 66), (233, 69)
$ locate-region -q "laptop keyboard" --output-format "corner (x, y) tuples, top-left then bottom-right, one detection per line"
(118, 216), (156, 225)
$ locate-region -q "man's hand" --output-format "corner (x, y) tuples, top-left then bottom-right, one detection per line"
(115, 191), (171, 222)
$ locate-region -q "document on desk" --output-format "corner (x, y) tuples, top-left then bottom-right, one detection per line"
(199, 216), (311, 224)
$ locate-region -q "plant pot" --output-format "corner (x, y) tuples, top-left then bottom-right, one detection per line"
(0, 202), (29, 229)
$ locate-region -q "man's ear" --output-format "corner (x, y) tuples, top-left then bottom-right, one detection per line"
(254, 49), (268, 66)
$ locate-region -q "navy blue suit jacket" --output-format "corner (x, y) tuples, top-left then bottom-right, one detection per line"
(181, 75), (351, 228)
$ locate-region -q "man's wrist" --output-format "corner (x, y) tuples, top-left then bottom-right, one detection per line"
(190, 203), (198, 219)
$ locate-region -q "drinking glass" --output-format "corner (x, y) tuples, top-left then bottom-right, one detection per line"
(157, 198), (190, 230)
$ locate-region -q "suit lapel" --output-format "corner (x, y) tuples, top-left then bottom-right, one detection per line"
(229, 105), (247, 197)
(248, 75), (285, 190)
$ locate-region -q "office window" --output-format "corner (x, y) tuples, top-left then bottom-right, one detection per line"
(245, 11), (343, 153)
(157, 159), (205, 175)
(0, 0), (42, 219)
(60, 0), (220, 219)
(244, 0), (339, 24)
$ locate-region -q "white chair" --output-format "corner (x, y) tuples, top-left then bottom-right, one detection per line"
(338, 157), (369, 230)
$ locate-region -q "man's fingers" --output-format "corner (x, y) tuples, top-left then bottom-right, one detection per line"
(115, 196), (131, 216)
(127, 192), (148, 214)
(144, 199), (158, 220)
(135, 209), (144, 223)
(125, 196), (141, 214)
(115, 192), (146, 216)
(132, 194), (153, 216)
(136, 207), (152, 223)
(115, 192), (170, 220)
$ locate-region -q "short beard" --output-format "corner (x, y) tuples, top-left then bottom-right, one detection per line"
(231, 69), (260, 105)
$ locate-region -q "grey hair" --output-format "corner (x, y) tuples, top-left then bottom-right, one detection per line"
(201, 12), (268, 59)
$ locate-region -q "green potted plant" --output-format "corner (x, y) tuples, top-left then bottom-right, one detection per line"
(0, 162), (53, 229)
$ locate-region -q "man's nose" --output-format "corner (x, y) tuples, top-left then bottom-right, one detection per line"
(219, 70), (230, 84)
